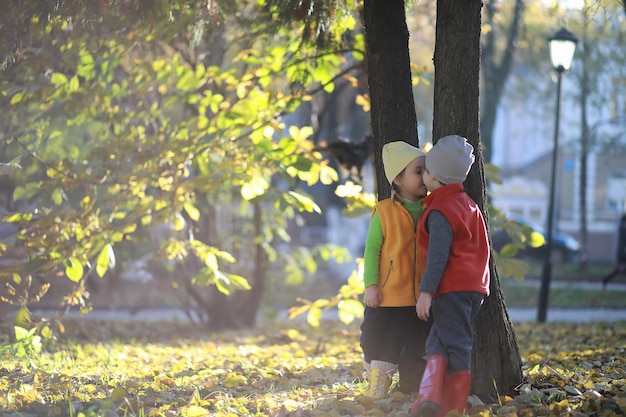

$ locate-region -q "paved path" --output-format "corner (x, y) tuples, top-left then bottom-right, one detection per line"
(30, 305), (626, 324)
(27, 279), (626, 324)
(506, 307), (626, 322)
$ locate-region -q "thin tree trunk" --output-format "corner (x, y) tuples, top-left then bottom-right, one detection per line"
(480, 0), (524, 164)
(237, 202), (269, 327)
(433, 0), (523, 400)
(578, 6), (591, 270)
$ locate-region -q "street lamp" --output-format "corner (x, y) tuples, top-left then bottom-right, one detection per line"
(537, 28), (578, 323)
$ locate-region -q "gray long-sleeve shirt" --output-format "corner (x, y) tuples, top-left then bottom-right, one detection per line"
(419, 210), (453, 294)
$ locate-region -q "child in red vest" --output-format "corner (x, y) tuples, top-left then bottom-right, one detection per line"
(409, 135), (490, 417)
(360, 141), (430, 398)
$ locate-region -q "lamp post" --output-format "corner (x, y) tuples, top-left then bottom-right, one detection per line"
(537, 28), (578, 323)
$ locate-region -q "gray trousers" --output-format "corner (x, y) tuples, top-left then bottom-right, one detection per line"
(426, 291), (484, 374)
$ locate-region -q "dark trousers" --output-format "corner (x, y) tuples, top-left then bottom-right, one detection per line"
(360, 306), (421, 365)
(426, 291), (484, 374)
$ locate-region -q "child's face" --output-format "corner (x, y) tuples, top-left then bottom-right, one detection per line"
(423, 168), (440, 192)
(395, 156), (427, 201)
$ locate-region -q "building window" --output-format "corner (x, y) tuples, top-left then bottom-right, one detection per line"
(607, 176), (626, 213)
(610, 77), (625, 122)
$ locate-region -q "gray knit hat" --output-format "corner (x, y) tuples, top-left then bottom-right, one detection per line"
(426, 135), (475, 184)
(382, 141), (426, 185)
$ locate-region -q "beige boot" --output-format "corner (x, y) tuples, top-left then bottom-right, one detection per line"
(363, 359), (371, 380)
(365, 360), (397, 398)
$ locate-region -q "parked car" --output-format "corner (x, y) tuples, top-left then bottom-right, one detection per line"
(491, 214), (581, 263)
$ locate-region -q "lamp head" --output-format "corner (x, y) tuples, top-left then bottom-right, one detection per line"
(549, 28), (578, 72)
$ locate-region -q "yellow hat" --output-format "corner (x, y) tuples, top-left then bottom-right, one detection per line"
(382, 141), (426, 185)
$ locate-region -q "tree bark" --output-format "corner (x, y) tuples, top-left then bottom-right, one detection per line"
(363, 0), (426, 392)
(363, 0), (419, 200)
(237, 202), (270, 327)
(433, 0), (523, 400)
(577, 9), (592, 270)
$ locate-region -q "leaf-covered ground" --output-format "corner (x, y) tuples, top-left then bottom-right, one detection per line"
(0, 319), (624, 417)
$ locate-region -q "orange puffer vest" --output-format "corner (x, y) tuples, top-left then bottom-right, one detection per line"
(375, 198), (424, 306)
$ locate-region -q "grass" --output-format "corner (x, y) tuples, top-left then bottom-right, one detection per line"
(523, 261), (618, 282)
(500, 260), (626, 308)
(270, 260), (626, 312)
(500, 279), (626, 308)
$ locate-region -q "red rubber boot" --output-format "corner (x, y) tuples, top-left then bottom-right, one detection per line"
(438, 371), (471, 417)
(408, 355), (447, 417)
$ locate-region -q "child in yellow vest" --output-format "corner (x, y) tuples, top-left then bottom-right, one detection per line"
(361, 141), (430, 398)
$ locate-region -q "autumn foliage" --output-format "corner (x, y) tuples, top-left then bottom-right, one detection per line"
(1, 319), (624, 416)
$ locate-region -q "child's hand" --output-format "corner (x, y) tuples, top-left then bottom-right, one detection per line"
(416, 292), (432, 321)
(364, 285), (382, 308)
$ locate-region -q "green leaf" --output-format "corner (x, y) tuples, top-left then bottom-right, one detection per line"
(50, 72), (69, 86)
(51, 188), (63, 206)
(214, 271), (231, 295)
(500, 243), (519, 258)
(495, 256), (530, 281)
(10, 90), (25, 105)
(69, 75), (80, 92)
(225, 273), (251, 291)
(13, 183), (40, 201)
(184, 202), (200, 221)
(14, 325), (34, 341)
(65, 258), (84, 282)
(41, 325), (53, 339)
(96, 244), (115, 278)
(287, 191), (321, 214)
(3, 211), (32, 223)
(291, 156), (313, 171)
(204, 253), (218, 270)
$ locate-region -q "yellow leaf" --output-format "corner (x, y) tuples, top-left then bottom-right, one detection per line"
(50, 72), (68, 86)
(222, 373), (247, 388)
(155, 375), (176, 387)
(307, 306), (323, 327)
(172, 212), (186, 231)
(337, 299), (364, 325)
(583, 380), (595, 389)
(355, 94), (370, 112)
(241, 177), (268, 200)
(320, 164), (338, 185)
(184, 201), (200, 221)
(15, 308), (31, 327)
(96, 244), (115, 278)
(282, 399), (300, 411)
(186, 405), (210, 416)
(65, 258), (84, 282)
(111, 387), (126, 401)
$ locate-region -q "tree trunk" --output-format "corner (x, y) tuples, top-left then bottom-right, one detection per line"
(577, 9), (592, 270)
(479, 0), (524, 164)
(363, 0), (424, 392)
(433, 0), (523, 400)
(204, 202), (270, 331)
(363, 0), (419, 200)
(236, 202), (269, 327)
